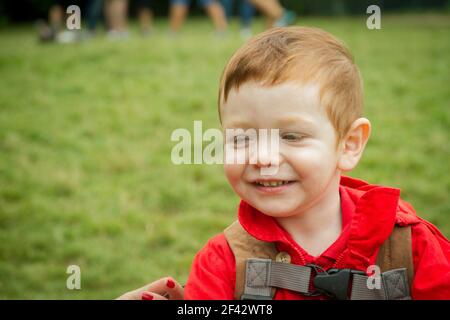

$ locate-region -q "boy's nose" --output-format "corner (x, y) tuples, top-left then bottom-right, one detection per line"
(255, 147), (275, 167)
(254, 130), (280, 166)
(251, 137), (281, 176)
(255, 149), (280, 176)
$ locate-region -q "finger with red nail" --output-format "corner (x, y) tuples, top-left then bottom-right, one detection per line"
(116, 276), (184, 300)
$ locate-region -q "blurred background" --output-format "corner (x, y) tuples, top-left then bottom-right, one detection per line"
(0, 0), (449, 299)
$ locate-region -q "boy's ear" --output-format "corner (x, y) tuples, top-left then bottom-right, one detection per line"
(338, 118), (371, 172)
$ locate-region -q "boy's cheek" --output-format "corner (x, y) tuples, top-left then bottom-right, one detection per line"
(288, 152), (339, 184)
(286, 150), (323, 171)
(223, 163), (245, 186)
(289, 146), (338, 167)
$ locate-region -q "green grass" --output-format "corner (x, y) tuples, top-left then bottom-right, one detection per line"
(0, 14), (449, 299)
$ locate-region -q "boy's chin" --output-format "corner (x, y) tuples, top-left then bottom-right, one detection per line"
(252, 202), (301, 218)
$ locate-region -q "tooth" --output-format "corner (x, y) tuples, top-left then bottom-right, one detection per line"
(258, 181), (289, 187)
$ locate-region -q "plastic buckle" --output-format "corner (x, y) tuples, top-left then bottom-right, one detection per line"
(313, 268), (365, 300)
(303, 264), (327, 297)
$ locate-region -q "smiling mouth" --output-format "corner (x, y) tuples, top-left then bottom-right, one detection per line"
(253, 180), (296, 187)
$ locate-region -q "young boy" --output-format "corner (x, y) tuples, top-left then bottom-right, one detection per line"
(118, 26), (449, 301)
(181, 27), (450, 300)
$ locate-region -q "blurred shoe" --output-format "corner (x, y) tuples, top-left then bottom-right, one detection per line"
(240, 27), (252, 40)
(107, 30), (130, 41)
(275, 10), (297, 27)
(36, 20), (56, 42)
(56, 30), (82, 43)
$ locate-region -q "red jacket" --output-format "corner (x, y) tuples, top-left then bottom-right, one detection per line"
(184, 176), (450, 300)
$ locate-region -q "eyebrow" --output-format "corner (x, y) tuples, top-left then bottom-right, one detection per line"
(276, 115), (316, 127)
(222, 120), (254, 129)
(223, 115), (316, 129)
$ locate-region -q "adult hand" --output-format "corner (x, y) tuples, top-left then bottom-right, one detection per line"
(116, 277), (184, 300)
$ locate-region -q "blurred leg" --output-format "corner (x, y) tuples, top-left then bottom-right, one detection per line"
(104, 0), (112, 30)
(170, 2), (189, 32)
(203, 1), (228, 32)
(239, 0), (254, 38)
(138, 7), (153, 34)
(117, 0), (128, 32)
(248, 0), (282, 27)
(220, 0), (233, 20)
(86, 0), (103, 32)
(105, 0), (128, 32)
(239, 0), (254, 29)
(49, 5), (63, 32)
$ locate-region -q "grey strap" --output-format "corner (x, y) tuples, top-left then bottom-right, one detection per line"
(242, 258), (311, 299)
(351, 268), (411, 300)
(242, 259), (411, 300)
(242, 259), (272, 299)
(269, 260), (312, 293)
(351, 274), (386, 299)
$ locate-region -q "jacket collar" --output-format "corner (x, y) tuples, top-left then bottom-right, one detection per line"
(237, 175), (419, 270)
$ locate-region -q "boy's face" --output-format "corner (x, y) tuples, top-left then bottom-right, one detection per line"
(221, 82), (342, 218)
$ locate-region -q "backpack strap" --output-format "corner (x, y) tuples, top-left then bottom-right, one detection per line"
(376, 225), (414, 289)
(349, 225), (414, 300)
(224, 221), (414, 300)
(223, 220), (278, 300)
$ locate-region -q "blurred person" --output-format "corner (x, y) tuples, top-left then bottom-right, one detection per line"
(169, 0), (227, 34)
(105, 0), (129, 39)
(37, 4), (63, 42)
(37, 3), (82, 43)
